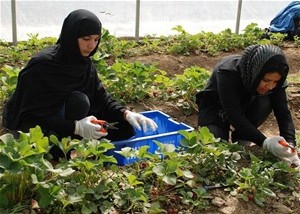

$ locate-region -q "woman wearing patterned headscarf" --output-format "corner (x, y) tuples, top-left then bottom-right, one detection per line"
(2, 9), (157, 159)
(196, 44), (300, 167)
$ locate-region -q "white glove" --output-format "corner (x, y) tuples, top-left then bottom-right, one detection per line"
(74, 116), (108, 139)
(125, 111), (158, 133)
(263, 136), (300, 168)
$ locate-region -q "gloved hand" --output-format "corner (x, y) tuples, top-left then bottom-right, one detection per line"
(125, 111), (158, 133)
(263, 136), (300, 168)
(74, 116), (108, 139)
(278, 140), (300, 168)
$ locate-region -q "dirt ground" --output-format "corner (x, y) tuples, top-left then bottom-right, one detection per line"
(124, 46), (300, 214)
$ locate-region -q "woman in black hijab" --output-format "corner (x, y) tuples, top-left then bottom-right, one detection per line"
(196, 44), (300, 167)
(3, 9), (157, 158)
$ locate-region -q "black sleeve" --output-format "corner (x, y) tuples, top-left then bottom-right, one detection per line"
(271, 88), (296, 145)
(35, 115), (75, 138)
(216, 70), (266, 146)
(90, 75), (128, 122)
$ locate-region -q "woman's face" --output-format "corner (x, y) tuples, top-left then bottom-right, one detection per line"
(256, 72), (282, 95)
(78, 35), (100, 57)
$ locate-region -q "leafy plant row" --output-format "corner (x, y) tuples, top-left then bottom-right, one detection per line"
(1, 126), (299, 213)
(1, 23), (298, 113)
(0, 23), (296, 66)
(0, 53), (211, 115)
(1, 24), (300, 213)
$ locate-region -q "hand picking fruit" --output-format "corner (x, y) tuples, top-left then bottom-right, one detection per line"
(263, 136), (300, 168)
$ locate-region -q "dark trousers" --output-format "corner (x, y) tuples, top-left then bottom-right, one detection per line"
(60, 91), (134, 141)
(198, 95), (272, 142)
(19, 91), (134, 160)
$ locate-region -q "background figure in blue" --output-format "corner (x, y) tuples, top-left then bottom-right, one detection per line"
(269, 1), (300, 40)
(196, 44), (300, 167)
(2, 9), (157, 160)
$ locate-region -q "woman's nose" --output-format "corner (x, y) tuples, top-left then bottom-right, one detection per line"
(88, 41), (97, 49)
(266, 82), (276, 90)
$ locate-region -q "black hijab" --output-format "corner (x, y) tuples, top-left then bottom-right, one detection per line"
(56, 9), (102, 64)
(238, 44), (289, 94)
(4, 9), (102, 129)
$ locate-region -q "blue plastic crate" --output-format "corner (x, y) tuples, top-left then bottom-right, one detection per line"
(106, 110), (194, 165)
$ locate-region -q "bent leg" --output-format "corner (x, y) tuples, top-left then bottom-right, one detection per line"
(51, 91), (90, 160)
(232, 95), (272, 145)
(65, 91), (90, 120)
(205, 124), (230, 142)
(245, 95), (272, 127)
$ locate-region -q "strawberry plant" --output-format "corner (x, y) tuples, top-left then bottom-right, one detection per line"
(96, 59), (160, 104)
(169, 66), (210, 114)
(0, 125), (300, 213)
(234, 153), (276, 207)
(1, 23), (300, 213)
(0, 126), (50, 209)
(0, 65), (20, 103)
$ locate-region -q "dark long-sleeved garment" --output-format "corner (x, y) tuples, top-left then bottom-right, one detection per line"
(3, 46), (127, 137)
(197, 54), (296, 146)
(2, 9), (128, 138)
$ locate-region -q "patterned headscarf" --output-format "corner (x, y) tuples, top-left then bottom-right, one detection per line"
(239, 44), (289, 94)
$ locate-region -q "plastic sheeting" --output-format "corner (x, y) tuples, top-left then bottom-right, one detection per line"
(270, 1), (300, 33)
(0, 0), (292, 42)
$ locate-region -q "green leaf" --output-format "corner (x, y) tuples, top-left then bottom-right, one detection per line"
(98, 154), (118, 164)
(183, 170), (194, 179)
(137, 145), (151, 159)
(72, 160), (96, 171)
(163, 144), (176, 153)
(31, 174), (50, 188)
(35, 136), (49, 153)
(254, 196), (265, 207)
(0, 155), (12, 169)
(262, 187), (276, 197)
(81, 204), (92, 214)
(239, 168), (254, 180)
(272, 182), (287, 189)
(198, 126), (217, 145)
(29, 125), (45, 143)
(186, 180), (196, 188)
(153, 165), (165, 176)
(148, 201), (166, 214)
(115, 147), (134, 158)
(0, 133), (14, 145)
(37, 187), (55, 208)
(249, 153), (261, 164)
(18, 140), (35, 157)
(166, 160), (180, 173)
(193, 187), (207, 196)
(49, 135), (60, 146)
(68, 195), (82, 204)
(47, 167), (75, 177)
(162, 175), (177, 185)
(127, 174), (143, 186)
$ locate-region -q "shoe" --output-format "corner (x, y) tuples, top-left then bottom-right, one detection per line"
(237, 140), (252, 146)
